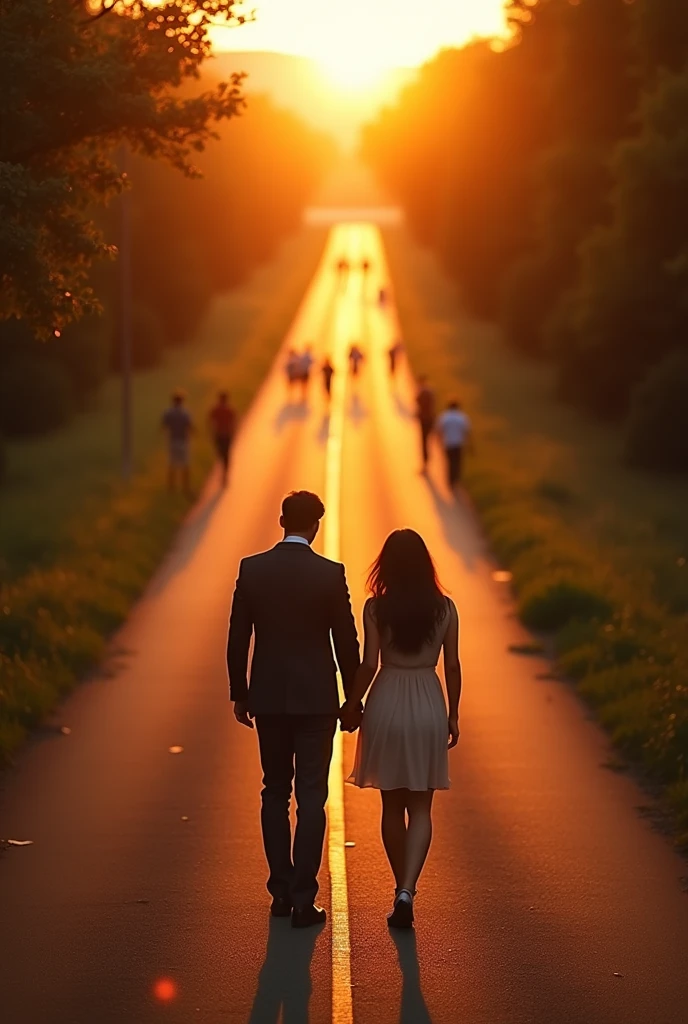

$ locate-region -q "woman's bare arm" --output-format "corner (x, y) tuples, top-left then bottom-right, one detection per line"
(443, 600), (462, 748)
(340, 600), (380, 730)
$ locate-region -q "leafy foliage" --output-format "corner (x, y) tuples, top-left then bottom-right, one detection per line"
(364, 0), (688, 467)
(0, 358), (74, 437)
(125, 92), (335, 345)
(362, 19), (559, 316)
(553, 67), (688, 416)
(0, 0), (245, 337)
(625, 349), (688, 472)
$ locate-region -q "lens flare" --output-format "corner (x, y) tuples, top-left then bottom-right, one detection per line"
(153, 977), (178, 1003)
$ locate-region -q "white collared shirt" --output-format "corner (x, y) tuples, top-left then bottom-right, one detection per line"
(283, 535), (310, 546)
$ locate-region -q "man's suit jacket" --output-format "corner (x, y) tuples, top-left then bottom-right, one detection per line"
(227, 542), (360, 715)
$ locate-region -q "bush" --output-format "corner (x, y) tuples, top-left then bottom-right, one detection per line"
(0, 359), (74, 437)
(520, 578), (613, 631)
(625, 348), (688, 472)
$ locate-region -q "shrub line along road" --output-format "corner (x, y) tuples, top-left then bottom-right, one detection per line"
(1, 224), (687, 1024)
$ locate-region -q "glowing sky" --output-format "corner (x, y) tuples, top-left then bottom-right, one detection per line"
(213, 0), (509, 76)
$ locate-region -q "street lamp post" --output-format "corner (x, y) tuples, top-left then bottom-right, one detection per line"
(119, 143), (133, 481)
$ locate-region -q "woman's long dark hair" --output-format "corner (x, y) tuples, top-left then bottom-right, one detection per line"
(367, 529), (446, 654)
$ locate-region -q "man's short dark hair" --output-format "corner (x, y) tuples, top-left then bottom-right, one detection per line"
(282, 491), (325, 532)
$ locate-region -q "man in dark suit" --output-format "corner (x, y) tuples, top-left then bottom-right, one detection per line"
(227, 490), (360, 928)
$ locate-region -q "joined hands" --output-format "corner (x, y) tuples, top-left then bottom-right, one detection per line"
(339, 700), (363, 733)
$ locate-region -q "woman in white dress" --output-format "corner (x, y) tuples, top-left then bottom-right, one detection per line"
(341, 529), (462, 929)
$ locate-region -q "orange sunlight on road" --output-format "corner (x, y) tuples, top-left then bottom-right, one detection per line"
(212, 0), (509, 74)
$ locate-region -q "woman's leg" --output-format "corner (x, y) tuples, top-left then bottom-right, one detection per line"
(380, 789), (408, 890)
(399, 791), (434, 895)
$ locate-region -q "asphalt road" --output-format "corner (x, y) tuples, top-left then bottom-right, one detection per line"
(1, 224), (687, 1024)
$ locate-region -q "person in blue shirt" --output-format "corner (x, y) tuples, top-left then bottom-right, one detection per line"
(162, 390), (194, 495)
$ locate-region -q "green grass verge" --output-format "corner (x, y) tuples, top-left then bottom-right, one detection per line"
(0, 227), (326, 762)
(384, 224), (688, 846)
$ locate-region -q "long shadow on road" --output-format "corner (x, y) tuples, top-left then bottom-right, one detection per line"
(248, 918), (323, 1024)
(390, 930), (434, 1024)
(146, 488), (223, 596)
(423, 474), (484, 572)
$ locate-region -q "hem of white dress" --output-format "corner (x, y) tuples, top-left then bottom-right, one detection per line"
(346, 778), (450, 792)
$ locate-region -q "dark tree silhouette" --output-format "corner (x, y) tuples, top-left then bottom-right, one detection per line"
(0, 0), (246, 335)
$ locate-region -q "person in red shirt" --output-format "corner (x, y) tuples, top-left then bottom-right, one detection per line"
(208, 391), (237, 486)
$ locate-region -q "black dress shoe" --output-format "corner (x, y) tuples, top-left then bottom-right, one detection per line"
(270, 897), (292, 918)
(291, 904), (327, 928)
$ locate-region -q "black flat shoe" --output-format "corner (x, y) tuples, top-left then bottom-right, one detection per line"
(387, 892), (414, 930)
(270, 897), (292, 918)
(291, 904), (327, 929)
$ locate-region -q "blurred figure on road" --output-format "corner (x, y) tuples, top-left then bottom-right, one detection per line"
(437, 399), (472, 489)
(208, 391), (237, 487)
(335, 256), (349, 277)
(378, 286), (389, 309)
(342, 529), (461, 930)
(162, 390), (194, 496)
(285, 348), (300, 397)
(348, 343), (365, 379)
(298, 346), (315, 401)
(362, 258), (371, 274)
(321, 357), (334, 400)
(415, 376), (436, 471)
(388, 339), (403, 377)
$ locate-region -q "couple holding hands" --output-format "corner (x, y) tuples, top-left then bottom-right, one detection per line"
(227, 490), (462, 930)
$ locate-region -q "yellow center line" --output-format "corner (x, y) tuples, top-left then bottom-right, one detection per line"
(324, 223), (357, 1024)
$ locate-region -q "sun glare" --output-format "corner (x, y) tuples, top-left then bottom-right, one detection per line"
(211, 1), (510, 74)
(318, 51), (392, 91)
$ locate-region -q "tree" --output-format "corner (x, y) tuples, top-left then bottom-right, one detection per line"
(502, 0), (637, 354)
(552, 67), (688, 416)
(635, 0), (688, 79)
(625, 348), (688, 471)
(362, 1), (561, 316)
(0, 0), (245, 337)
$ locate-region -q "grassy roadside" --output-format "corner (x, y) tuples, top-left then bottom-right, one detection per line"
(383, 224), (688, 845)
(0, 227), (326, 761)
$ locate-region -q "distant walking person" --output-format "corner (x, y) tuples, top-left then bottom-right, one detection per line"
(437, 400), (472, 488)
(162, 390), (194, 495)
(298, 346), (315, 402)
(388, 340), (403, 377)
(362, 258), (371, 274)
(285, 349), (300, 397)
(415, 376), (436, 470)
(227, 491), (360, 928)
(342, 530), (461, 929)
(208, 391), (237, 487)
(321, 357), (334, 400)
(378, 286), (389, 309)
(349, 344), (364, 378)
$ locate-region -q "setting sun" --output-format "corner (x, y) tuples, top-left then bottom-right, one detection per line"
(212, 0), (510, 68)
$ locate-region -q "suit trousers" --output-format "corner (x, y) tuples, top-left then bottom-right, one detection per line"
(255, 714), (337, 908)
